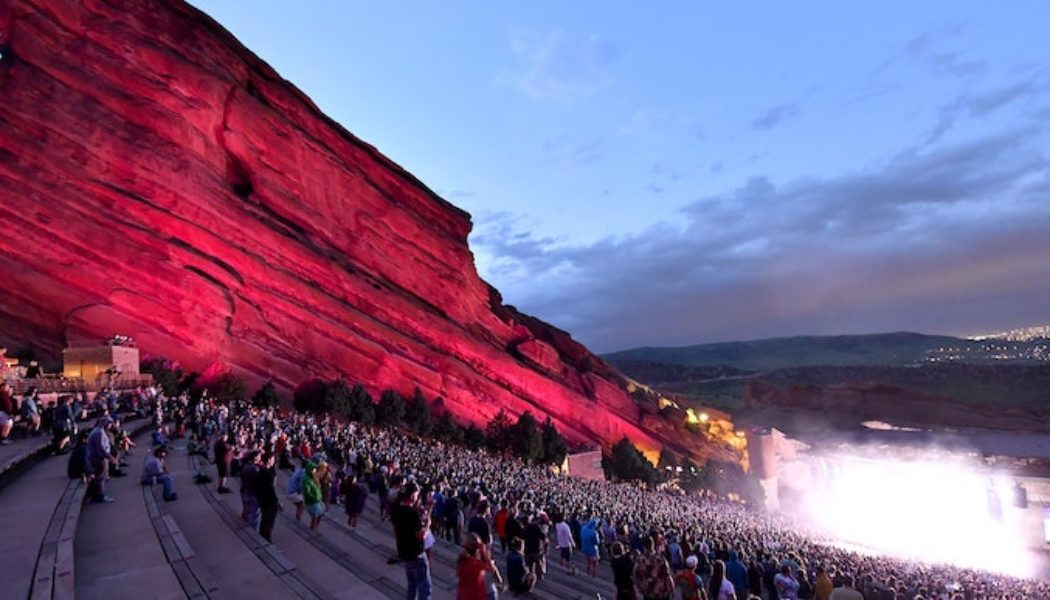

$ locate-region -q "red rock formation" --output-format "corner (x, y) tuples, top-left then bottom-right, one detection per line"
(0, 0), (736, 465)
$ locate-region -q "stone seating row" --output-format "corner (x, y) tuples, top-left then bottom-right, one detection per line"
(186, 454), (337, 599)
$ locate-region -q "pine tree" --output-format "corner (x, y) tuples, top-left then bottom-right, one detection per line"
(511, 410), (543, 462)
(208, 372), (248, 404)
(347, 384), (375, 425)
(463, 424), (486, 450)
(140, 357), (183, 397)
(540, 416), (568, 466)
(326, 378), (353, 419)
(375, 389), (406, 427)
(603, 437), (658, 484)
(251, 381), (282, 409)
(657, 447), (678, 481)
(433, 412), (463, 443)
(485, 409), (513, 452)
(404, 387), (433, 436)
(293, 379), (330, 414)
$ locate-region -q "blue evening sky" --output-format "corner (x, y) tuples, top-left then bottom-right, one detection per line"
(191, 1), (1050, 352)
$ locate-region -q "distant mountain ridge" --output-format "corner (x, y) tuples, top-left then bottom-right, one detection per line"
(604, 331), (1048, 371)
(605, 331), (1050, 425)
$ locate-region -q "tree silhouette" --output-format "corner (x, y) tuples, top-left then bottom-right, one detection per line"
(251, 381), (282, 409)
(485, 409), (513, 452)
(404, 387), (433, 436)
(510, 410), (543, 462)
(375, 389), (406, 426)
(603, 437), (659, 484)
(540, 416), (568, 466)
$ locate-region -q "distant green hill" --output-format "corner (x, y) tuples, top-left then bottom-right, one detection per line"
(606, 332), (983, 371)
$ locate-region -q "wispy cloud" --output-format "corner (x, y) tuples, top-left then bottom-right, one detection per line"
(539, 134), (605, 169)
(751, 102), (801, 130)
(924, 79), (1050, 145)
(905, 32), (986, 78)
(499, 30), (619, 101)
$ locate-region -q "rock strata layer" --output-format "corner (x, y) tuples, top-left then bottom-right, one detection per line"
(0, 0), (735, 464)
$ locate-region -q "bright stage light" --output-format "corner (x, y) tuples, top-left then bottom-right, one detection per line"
(795, 454), (1034, 578)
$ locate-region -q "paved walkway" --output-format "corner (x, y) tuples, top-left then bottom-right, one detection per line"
(75, 433), (185, 600)
(0, 450), (74, 599)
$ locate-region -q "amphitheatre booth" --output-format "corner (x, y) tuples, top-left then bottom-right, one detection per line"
(62, 337), (140, 382)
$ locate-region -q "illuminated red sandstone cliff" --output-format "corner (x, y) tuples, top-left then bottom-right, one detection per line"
(0, 0), (737, 464)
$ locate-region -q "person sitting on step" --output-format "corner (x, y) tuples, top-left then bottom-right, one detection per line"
(141, 445), (178, 501)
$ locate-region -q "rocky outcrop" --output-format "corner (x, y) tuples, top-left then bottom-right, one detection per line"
(0, 0), (736, 465)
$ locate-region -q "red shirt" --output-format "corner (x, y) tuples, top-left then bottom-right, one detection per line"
(494, 508), (509, 539)
(455, 554), (490, 600)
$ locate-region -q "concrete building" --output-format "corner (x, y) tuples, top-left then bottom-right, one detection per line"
(62, 339), (140, 382)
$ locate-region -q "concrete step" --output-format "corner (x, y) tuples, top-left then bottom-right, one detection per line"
(272, 468), (605, 600)
(75, 432), (187, 600)
(341, 480), (617, 599)
(156, 446), (317, 599)
(207, 468), (439, 600)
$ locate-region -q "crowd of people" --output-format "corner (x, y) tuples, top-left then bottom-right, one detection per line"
(2, 365), (1041, 600)
(166, 393), (1046, 600)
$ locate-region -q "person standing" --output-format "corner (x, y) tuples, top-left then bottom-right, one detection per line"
(814, 566), (833, 600)
(580, 518), (602, 578)
(466, 500), (493, 548)
(493, 499), (510, 552)
(286, 460), (307, 522)
(240, 451), (261, 529)
(726, 551), (748, 600)
(303, 461), (326, 531)
(828, 575), (864, 600)
(443, 487), (462, 545)
(342, 471), (368, 529)
(214, 434), (233, 493)
(523, 514), (549, 583)
(774, 565), (800, 600)
(52, 395), (75, 454)
(456, 533), (502, 600)
(86, 416), (117, 502)
(505, 537), (535, 595)
(709, 560), (737, 600)
(391, 481), (432, 600)
(675, 555), (706, 600)
(610, 542), (636, 600)
(0, 382), (15, 445)
(555, 514), (576, 574)
(634, 535), (674, 600)
(255, 452), (280, 543)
